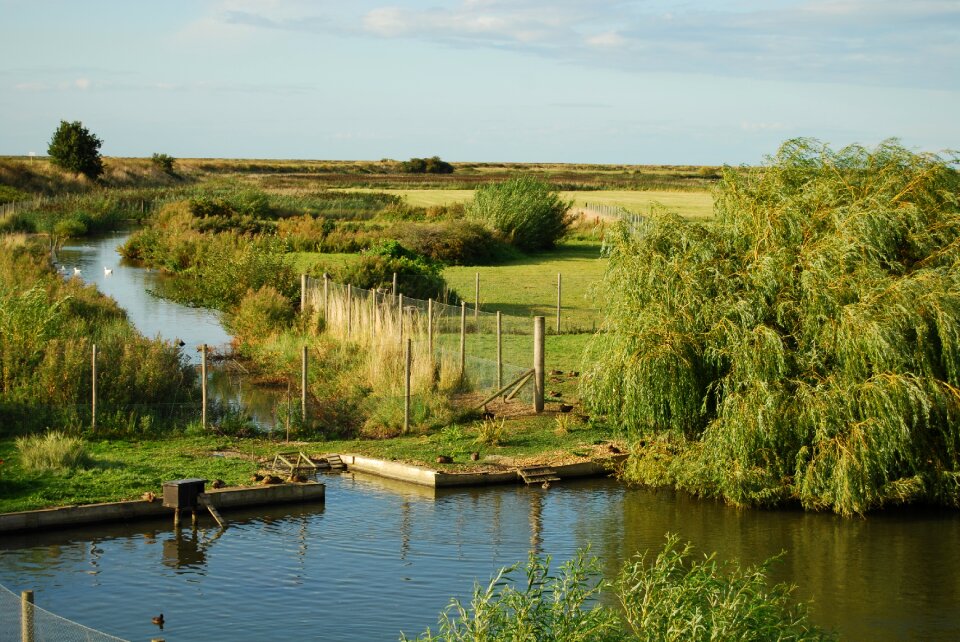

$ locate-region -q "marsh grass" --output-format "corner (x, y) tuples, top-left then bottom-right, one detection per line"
(15, 431), (91, 472)
(474, 416), (506, 446)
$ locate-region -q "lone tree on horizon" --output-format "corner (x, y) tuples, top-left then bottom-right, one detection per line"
(47, 120), (104, 180)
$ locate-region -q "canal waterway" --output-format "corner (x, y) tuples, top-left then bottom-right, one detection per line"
(3, 232), (956, 641)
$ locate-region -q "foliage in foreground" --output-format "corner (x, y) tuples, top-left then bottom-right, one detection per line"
(405, 536), (835, 642)
(469, 177), (574, 251)
(582, 138), (960, 515)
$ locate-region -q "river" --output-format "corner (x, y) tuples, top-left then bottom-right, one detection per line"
(1, 232), (956, 641)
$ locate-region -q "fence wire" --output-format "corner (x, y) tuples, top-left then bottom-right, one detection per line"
(0, 583), (127, 642)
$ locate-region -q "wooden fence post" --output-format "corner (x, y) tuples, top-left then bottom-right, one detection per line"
(201, 344), (207, 430)
(392, 272), (398, 300)
(534, 316), (545, 413)
(301, 345), (308, 425)
(459, 301), (467, 381)
(556, 272), (562, 334)
(475, 272), (480, 320)
(428, 298), (434, 361)
(496, 311), (503, 394)
(21, 590), (34, 642)
(404, 338), (411, 433)
(347, 284), (352, 337)
(398, 293), (404, 345)
(91, 344), (97, 431)
(323, 273), (329, 316)
(300, 273), (307, 312)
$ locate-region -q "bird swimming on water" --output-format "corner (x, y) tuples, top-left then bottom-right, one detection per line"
(104, 266), (113, 275)
(73, 267), (81, 275)
(152, 614), (164, 628)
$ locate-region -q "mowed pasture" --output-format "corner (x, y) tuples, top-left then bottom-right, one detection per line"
(344, 188), (715, 221)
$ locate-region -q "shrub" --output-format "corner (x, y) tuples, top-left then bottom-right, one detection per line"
(227, 286), (295, 346)
(15, 431), (91, 472)
(47, 120), (104, 180)
(474, 416), (505, 446)
(402, 156), (454, 174)
(406, 537), (835, 642)
(337, 240), (448, 300)
(151, 153), (176, 175)
(0, 185), (29, 206)
(469, 177), (573, 251)
(396, 221), (512, 265)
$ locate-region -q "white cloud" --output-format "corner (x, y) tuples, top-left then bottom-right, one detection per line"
(585, 31), (625, 48)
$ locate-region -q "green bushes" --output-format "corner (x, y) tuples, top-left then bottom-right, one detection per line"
(402, 156), (455, 174)
(15, 431), (91, 472)
(227, 286), (295, 346)
(47, 120), (103, 180)
(395, 220), (513, 265)
(336, 240), (448, 300)
(469, 177), (573, 251)
(407, 537), (834, 642)
(151, 153), (176, 175)
(582, 138), (960, 515)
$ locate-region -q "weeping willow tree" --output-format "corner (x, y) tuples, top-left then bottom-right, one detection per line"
(582, 139), (960, 515)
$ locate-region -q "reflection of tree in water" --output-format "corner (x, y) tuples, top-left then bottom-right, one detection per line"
(206, 365), (286, 429)
(400, 500), (411, 560)
(528, 490), (543, 555)
(162, 529), (208, 570)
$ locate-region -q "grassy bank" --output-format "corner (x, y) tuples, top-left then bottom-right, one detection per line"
(0, 414), (613, 513)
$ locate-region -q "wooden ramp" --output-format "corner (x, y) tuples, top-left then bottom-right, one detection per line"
(271, 452), (320, 478)
(518, 466), (560, 486)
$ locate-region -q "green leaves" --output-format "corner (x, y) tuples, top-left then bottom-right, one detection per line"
(584, 138), (960, 514)
(47, 120), (103, 180)
(469, 177), (574, 251)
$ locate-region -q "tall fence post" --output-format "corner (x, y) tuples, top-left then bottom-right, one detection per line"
(91, 344), (97, 431)
(459, 301), (467, 381)
(496, 311), (503, 394)
(398, 293), (404, 345)
(392, 272), (398, 300)
(534, 316), (545, 413)
(300, 273), (307, 312)
(475, 272), (480, 320)
(370, 288), (377, 340)
(301, 345), (308, 425)
(21, 590), (34, 642)
(347, 284), (352, 337)
(428, 298), (434, 362)
(404, 338), (411, 433)
(556, 272), (562, 334)
(323, 273), (329, 316)
(201, 344), (208, 430)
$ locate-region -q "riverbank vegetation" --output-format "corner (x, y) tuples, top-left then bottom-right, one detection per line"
(407, 538), (835, 641)
(583, 139), (960, 515)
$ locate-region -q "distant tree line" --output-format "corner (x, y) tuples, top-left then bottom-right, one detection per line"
(401, 156), (454, 174)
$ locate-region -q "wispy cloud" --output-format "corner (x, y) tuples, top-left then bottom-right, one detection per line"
(186, 0), (960, 90)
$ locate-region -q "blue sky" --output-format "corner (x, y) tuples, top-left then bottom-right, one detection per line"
(1, 0), (957, 164)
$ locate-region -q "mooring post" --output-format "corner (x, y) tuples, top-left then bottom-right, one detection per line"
(21, 590), (34, 642)
(556, 272), (562, 334)
(496, 311), (503, 394)
(173, 508), (181, 529)
(459, 301), (467, 381)
(534, 316), (545, 412)
(300, 273), (307, 312)
(301, 345), (308, 425)
(201, 344), (207, 430)
(404, 338), (411, 433)
(427, 298), (434, 362)
(475, 272), (480, 320)
(91, 343), (97, 432)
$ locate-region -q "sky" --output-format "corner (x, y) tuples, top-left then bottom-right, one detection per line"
(1, 0), (958, 164)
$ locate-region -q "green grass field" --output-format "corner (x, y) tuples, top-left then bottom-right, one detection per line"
(343, 188), (714, 220)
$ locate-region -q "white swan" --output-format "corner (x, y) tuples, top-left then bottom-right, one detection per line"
(104, 267), (113, 276)
(73, 267), (81, 275)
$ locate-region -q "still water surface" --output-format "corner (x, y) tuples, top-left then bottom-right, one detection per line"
(1, 475), (958, 641)
(10, 232), (955, 641)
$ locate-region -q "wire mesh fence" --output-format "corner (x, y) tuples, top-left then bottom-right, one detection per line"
(0, 584), (128, 642)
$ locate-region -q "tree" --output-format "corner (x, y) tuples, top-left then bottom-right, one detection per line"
(468, 177), (573, 251)
(151, 152), (176, 175)
(582, 139), (960, 515)
(401, 156), (454, 174)
(47, 120), (103, 180)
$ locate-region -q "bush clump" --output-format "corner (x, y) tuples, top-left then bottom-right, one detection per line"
(337, 240), (448, 300)
(582, 138), (960, 515)
(402, 156), (455, 174)
(227, 286), (295, 346)
(15, 431), (92, 472)
(406, 536), (835, 642)
(396, 220), (512, 265)
(469, 177), (573, 251)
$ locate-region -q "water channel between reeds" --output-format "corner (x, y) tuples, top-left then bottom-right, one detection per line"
(3, 231), (956, 641)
